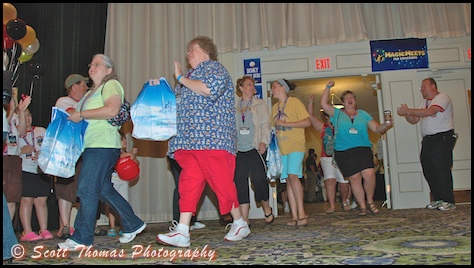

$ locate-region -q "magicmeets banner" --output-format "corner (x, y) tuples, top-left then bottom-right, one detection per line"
(370, 38), (429, 72)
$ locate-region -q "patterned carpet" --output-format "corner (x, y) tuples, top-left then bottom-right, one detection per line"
(6, 203), (471, 265)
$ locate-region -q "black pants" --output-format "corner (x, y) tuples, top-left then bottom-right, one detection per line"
(167, 156), (197, 223)
(234, 149), (269, 204)
(420, 130), (457, 203)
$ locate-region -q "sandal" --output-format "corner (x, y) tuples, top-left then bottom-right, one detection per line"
(368, 203), (380, 215)
(264, 208), (275, 224)
(297, 217), (308, 227)
(358, 208), (368, 216)
(326, 208), (335, 214)
(287, 220), (298, 226)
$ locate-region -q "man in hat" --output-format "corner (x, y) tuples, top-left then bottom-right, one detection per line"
(54, 74), (89, 239)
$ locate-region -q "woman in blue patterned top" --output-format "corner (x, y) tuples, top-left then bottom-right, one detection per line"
(157, 36), (250, 248)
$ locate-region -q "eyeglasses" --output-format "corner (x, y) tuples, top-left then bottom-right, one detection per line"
(241, 83), (255, 87)
(187, 45), (200, 53)
(88, 63), (107, 68)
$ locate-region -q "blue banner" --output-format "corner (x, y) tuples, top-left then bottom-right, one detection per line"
(243, 58), (261, 83)
(370, 38), (429, 72)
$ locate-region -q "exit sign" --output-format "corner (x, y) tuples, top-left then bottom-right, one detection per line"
(314, 57), (333, 72)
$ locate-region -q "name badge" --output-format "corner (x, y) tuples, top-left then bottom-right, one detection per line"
(240, 127), (250, 135)
(349, 128), (358, 134)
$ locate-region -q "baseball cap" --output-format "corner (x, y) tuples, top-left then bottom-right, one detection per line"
(64, 74), (89, 88)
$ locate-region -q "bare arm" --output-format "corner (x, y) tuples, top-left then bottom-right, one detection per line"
(320, 80), (335, 117)
(276, 117), (311, 129)
(368, 119), (393, 134)
(174, 59), (210, 96)
(397, 103), (441, 125)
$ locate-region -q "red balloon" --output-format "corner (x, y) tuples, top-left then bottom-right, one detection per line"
(115, 156), (140, 181)
(3, 24), (15, 50)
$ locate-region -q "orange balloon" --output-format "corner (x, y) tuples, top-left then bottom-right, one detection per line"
(17, 25), (36, 47)
(3, 3), (17, 25)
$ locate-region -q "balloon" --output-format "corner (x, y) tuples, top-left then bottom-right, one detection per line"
(3, 24), (15, 50)
(17, 25), (36, 47)
(6, 18), (26, 40)
(27, 57), (45, 76)
(3, 3), (17, 25)
(22, 38), (40, 55)
(18, 51), (33, 63)
(115, 156), (140, 181)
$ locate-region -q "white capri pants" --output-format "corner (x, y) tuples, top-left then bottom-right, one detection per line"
(320, 157), (348, 184)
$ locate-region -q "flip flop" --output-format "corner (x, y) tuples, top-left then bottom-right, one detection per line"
(264, 208), (275, 224)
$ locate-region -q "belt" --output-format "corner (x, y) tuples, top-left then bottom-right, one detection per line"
(424, 129), (454, 138)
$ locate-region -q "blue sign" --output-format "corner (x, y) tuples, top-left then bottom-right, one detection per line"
(370, 38), (429, 72)
(254, 85), (263, 99)
(243, 58), (261, 83)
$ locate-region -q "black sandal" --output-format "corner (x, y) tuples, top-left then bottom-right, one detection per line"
(368, 203), (380, 215)
(264, 208), (274, 224)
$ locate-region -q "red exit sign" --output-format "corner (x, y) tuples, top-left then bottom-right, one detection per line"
(315, 57), (332, 71)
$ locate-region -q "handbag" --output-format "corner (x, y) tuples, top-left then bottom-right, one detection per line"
(131, 77), (177, 141)
(107, 99), (131, 126)
(101, 84), (131, 126)
(266, 127), (283, 182)
(37, 107), (88, 178)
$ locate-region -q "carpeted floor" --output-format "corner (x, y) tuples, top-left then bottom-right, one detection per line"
(5, 202), (471, 265)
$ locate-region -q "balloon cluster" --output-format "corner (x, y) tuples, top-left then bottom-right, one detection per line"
(3, 3), (44, 95)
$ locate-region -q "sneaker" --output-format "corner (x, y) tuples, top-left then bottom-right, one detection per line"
(20, 231), (43, 242)
(224, 222), (251, 242)
(57, 238), (86, 251)
(119, 222), (146, 244)
(107, 228), (117, 237)
(156, 220), (190, 247)
(284, 203), (290, 213)
(350, 199), (358, 209)
(57, 226), (71, 239)
(40, 230), (54, 240)
(426, 200), (443, 209)
(438, 202), (456, 211)
(190, 221), (206, 231)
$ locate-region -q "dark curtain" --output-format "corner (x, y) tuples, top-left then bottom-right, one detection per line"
(9, 3), (108, 128)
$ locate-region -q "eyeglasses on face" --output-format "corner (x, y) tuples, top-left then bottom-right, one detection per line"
(88, 63), (107, 68)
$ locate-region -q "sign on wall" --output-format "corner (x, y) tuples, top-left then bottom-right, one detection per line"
(370, 38), (429, 72)
(243, 58), (263, 99)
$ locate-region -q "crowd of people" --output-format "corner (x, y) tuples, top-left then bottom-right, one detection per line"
(3, 35), (457, 257)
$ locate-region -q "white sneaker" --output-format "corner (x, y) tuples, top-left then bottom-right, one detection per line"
(190, 221), (206, 231)
(284, 203), (290, 213)
(119, 222), (146, 244)
(426, 200), (443, 209)
(437, 202), (456, 211)
(224, 222), (251, 241)
(157, 220), (190, 247)
(57, 238), (86, 251)
(349, 199), (358, 209)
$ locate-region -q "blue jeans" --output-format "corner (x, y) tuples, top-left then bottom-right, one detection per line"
(70, 148), (144, 246)
(3, 192), (18, 260)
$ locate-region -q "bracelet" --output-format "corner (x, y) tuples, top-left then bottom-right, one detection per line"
(80, 111), (84, 120)
(177, 75), (183, 83)
(326, 85), (331, 89)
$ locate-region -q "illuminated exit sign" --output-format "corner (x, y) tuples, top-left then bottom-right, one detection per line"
(314, 57), (333, 72)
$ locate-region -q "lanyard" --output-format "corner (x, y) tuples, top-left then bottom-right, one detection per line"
(240, 100), (252, 123)
(277, 96), (289, 120)
(425, 99), (432, 108)
(343, 109), (357, 124)
(22, 127), (35, 148)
